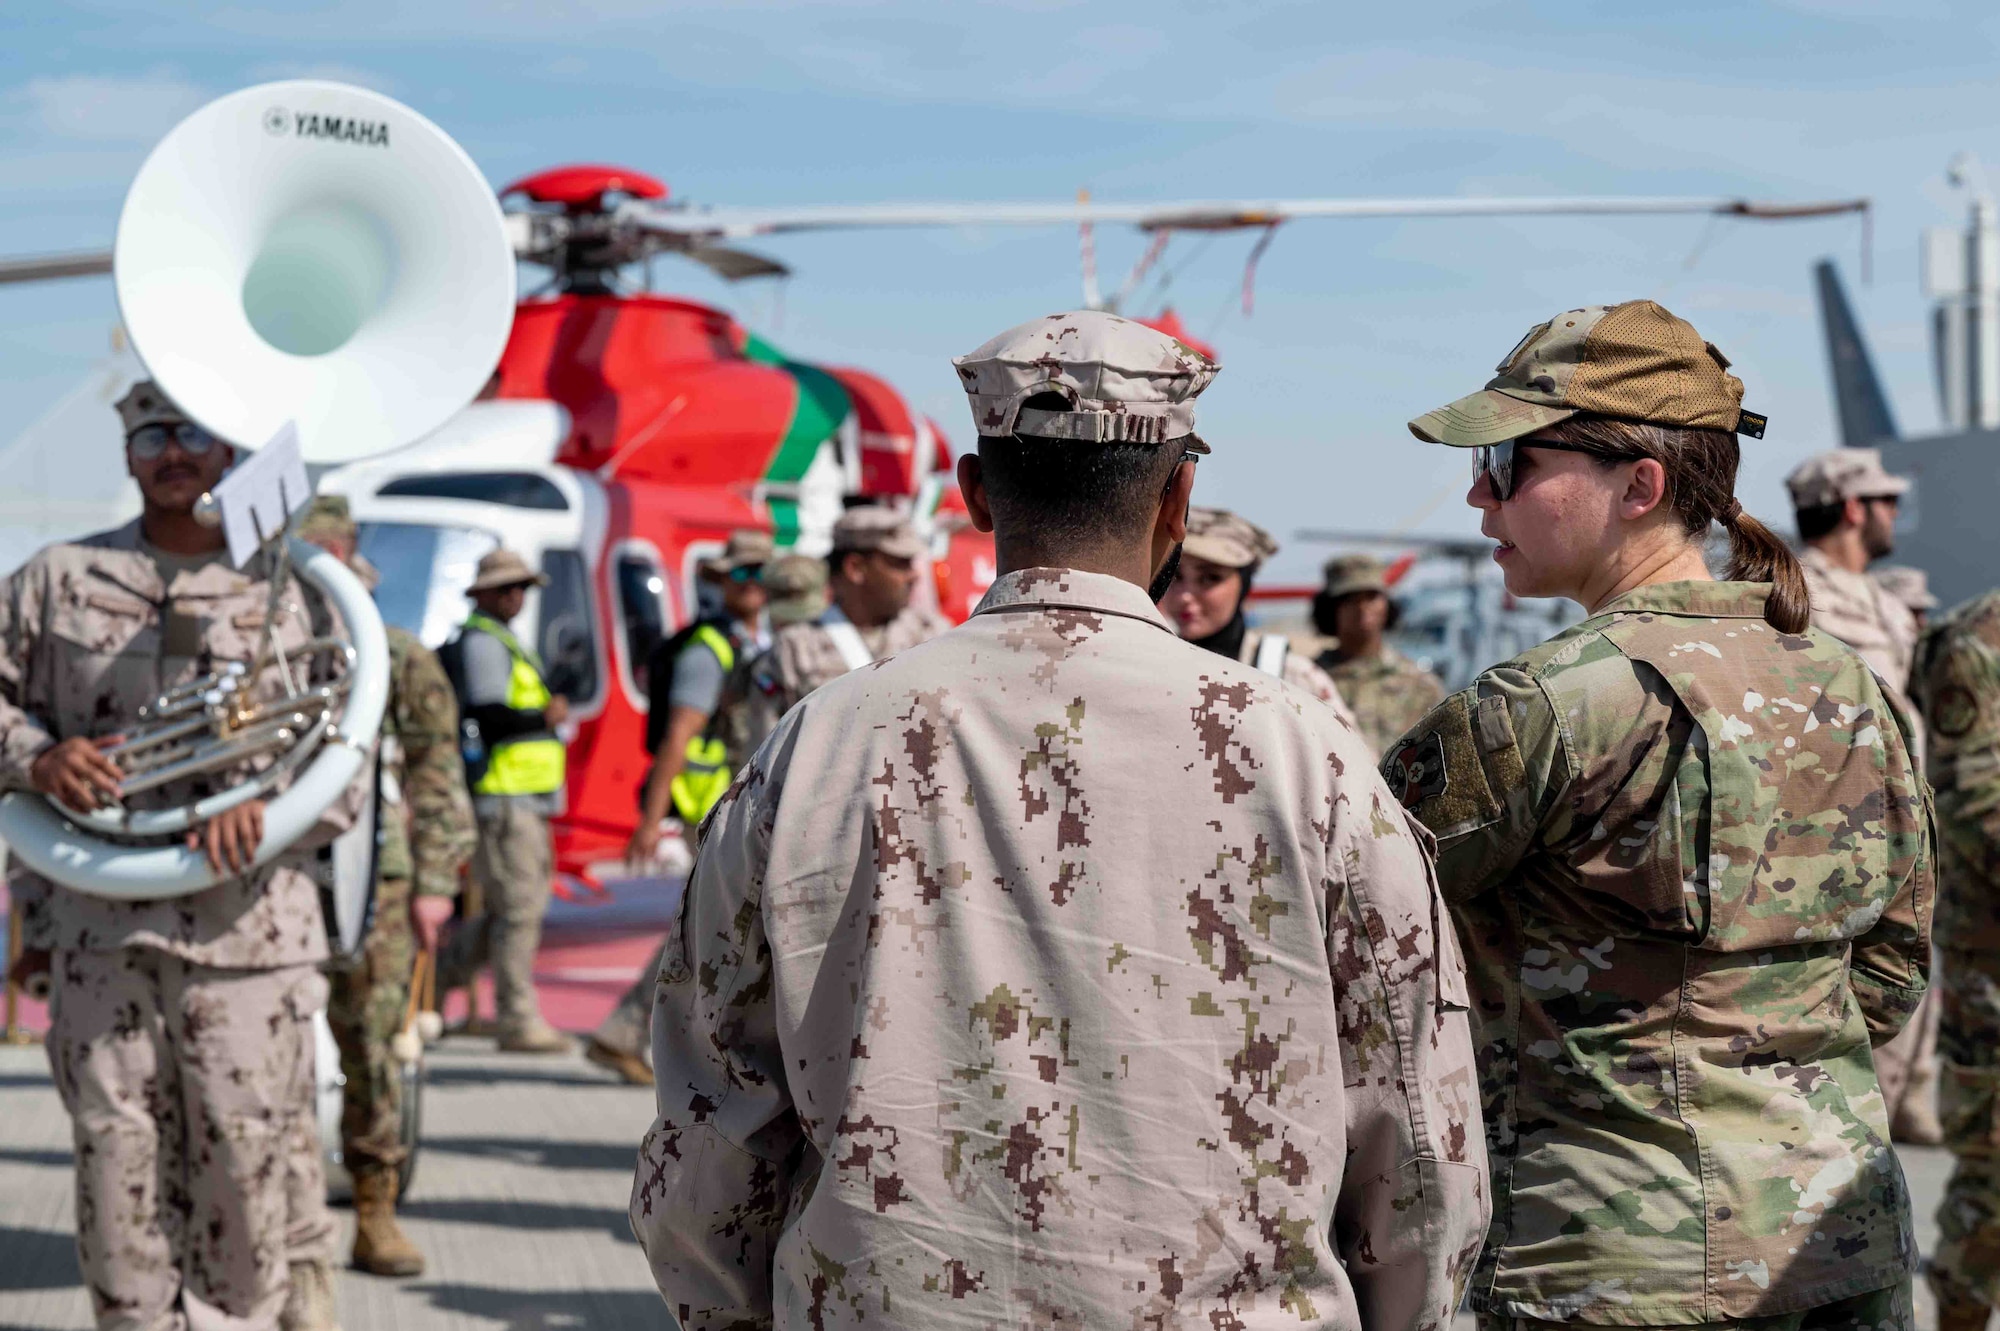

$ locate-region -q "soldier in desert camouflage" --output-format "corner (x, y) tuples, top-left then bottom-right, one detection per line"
(1784, 451), (1942, 1148)
(1161, 505), (1360, 729)
(1913, 591), (2000, 1331)
(1393, 301), (1934, 1330)
(0, 383), (364, 1329)
(295, 497), (476, 1286)
(631, 310), (1487, 1330)
(734, 505), (950, 754)
(1311, 552), (1447, 757)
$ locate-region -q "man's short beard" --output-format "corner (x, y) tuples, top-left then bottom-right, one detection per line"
(1148, 543), (1184, 604)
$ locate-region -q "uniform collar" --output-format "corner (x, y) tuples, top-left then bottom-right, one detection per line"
(1592, 579), (1773, 621)
(973, 567), (1175, 633)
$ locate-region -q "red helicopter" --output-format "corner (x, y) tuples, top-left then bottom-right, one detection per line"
(0, 159), (1870, 897)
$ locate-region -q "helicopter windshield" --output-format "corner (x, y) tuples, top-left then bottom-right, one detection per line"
(357, 521), (497, 648)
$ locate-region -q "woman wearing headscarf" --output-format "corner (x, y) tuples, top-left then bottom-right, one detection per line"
(1159, 506), (1358, 729)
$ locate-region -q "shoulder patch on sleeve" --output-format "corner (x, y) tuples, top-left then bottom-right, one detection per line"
(1383, 686), (1526, 839)
(1933, 682), (1980, 739)
(1382, 731), (1448, 809)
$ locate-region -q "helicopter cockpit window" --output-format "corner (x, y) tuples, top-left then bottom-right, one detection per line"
(375, 472), (570, 511)
(537, 548), (600, 706)
(614, 553), (668, 700)
(355, 521), (498, 648)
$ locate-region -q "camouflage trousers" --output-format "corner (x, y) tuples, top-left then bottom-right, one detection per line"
(46, 948), (328, 1330)
(1931, 943), (2000, 1311)
(440, 801), (553, 1034)
(1477, 1280), (1913, 1331)
(328, 875), (417, 1171)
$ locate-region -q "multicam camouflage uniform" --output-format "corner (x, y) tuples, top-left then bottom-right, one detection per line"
(0, 520), (362, 1328)
(1321, 647), (1446, 757)
(632, 568), (1488, 1329)
(327, 626), (475, 1174)
(1388, 581), (1933, 1325)
(1912, 590), (2000, 1321)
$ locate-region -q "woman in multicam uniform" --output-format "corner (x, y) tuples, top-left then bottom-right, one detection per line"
(1159, 505), (1360, 729)
(1386, 300), (1933, 1331)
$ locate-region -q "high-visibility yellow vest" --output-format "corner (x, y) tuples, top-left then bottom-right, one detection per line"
(669, 623), (735, 824)
(464, 611), (567, 797)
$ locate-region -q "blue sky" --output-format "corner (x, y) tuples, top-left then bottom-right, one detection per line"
(2, 0), (1993, 582)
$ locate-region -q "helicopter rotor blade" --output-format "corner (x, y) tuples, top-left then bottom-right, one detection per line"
(0, 249), (113, 287)
(616, 194), (1870, 242)
(686, 245), (792, 281)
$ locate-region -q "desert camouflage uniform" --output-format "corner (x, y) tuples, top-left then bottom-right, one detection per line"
(326, 627), (474, 1173)
(1912, 590), (2000, 1319)
(0, 520), (363, 1329)
(1235, 628), (1362, 730)
(1800, 547), (1938, 1131)
(735, 602), (951, 752)
(1388, 580), (1932, 1326)
(1800, 546), (1919, 689)
(1321, 645), (1447, 758)
(632, 567), (1489, 1330)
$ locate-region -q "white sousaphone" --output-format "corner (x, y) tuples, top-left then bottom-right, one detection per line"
(0, 80), (516, 899)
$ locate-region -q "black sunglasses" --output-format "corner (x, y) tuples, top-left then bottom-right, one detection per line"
(1473, 438), (1618, 501)
(726, 563), (765, 584)
(128, 421), (220, 461)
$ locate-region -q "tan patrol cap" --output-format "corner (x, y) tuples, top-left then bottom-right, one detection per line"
(296, 494), (357, 545)
(1182, 507), (1279, 570)
(115, 379), (192, 434)
(1409, 300), (1761, 448)
(1873, 565), (1936, 613)
(1783, 448), (1910, 509)
(468, 548), (548, 593)
(699, 529), (775, 577)
(952, 309), (1216, 450)
(1321, 553), (1389, 600)
(763, 553), (830, 626)
(831, 506), (925, 560)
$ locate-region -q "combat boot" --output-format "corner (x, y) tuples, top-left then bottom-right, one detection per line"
(350, 1165), (426, 1278)
(497, 1020), (572, 1054)
(279, 1258), (342, 1331)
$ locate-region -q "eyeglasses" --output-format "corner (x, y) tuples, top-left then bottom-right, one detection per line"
(726, 563), (765, 584)
(1473, 438), (1617, 501)
(127, 422), (219, 460)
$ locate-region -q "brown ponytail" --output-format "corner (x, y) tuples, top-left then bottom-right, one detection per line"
(1539, 414), (1811, 634)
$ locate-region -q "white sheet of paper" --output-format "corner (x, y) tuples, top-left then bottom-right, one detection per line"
(210, 422), (312, 567)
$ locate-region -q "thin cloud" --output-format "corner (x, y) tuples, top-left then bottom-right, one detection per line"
(10, 71), (207, 143)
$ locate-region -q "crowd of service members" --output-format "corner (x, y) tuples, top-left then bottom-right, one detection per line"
(6, 296), (2000, 1331)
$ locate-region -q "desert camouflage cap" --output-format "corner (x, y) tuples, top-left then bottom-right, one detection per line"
(1182, 506), (1278, 570)
(1874, 564), (1936, 613)
(762, 552), (829, 626)
(1322, 553), (1390, 600)
(952, 309), (1216, 451)
(1409, 300), (1757, 448)
(296, 494), (357, 545)
(699, 529), (775, 576)
(115, 379), (192, 434)
(1783, 447), (1911, 509)
(831, 506), (926, 560)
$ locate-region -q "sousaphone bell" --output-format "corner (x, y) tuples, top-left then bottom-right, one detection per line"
(0, 80), (516, 901)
